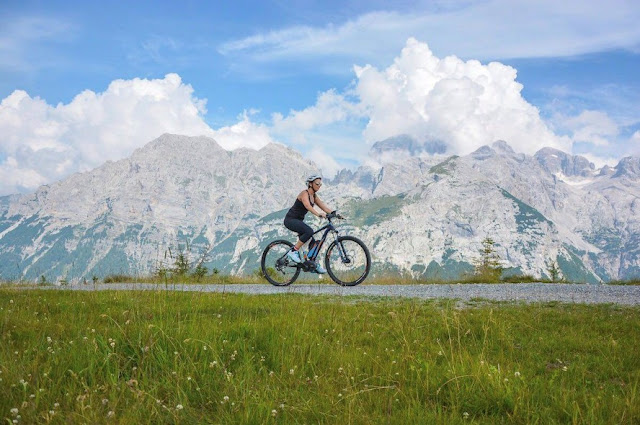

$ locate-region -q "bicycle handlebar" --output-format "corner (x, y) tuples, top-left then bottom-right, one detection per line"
(325, 211), (344, 220)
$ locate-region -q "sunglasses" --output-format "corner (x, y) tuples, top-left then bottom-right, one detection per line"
(314, 182), (322, 187)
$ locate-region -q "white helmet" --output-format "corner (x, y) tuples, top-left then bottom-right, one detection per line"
(306, 174), (322, 184)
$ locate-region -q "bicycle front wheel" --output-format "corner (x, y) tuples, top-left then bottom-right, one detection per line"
(261, 240), (301, 286)
(325, 236), (371, 286)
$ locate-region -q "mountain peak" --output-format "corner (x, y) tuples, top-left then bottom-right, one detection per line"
(472, 141), (525, 161)
(492, 140), (515, 154)
(534, 147), (595, 177)
(145, 133), (224, 151)
(471, 145), (496, 160)
(613, 157), (640, 179)
(369, 135), (447, 159)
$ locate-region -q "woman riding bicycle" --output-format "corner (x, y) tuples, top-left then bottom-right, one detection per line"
(284, 174), (334, 273)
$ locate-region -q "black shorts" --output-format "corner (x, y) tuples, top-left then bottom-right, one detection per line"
(283, 216), (314, 243)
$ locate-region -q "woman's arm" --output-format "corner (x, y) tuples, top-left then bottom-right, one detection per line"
(315, 197), (333, 214)
(300, 191), (325, 217)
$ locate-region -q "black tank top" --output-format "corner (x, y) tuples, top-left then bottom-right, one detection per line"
(286, 191), (315, 220)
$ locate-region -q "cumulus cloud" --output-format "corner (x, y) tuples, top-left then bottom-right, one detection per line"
(358, 39), (572, 154)
(622, 130), (640, 158)
(211, 111), (274, 150)
(272, 90), (363, 145)
(0, 73), (271, 196)
(306, 147), (343, 178)
(275, 38), (571, 159)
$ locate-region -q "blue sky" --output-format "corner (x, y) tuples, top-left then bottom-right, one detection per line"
(1, 0), (639, 195)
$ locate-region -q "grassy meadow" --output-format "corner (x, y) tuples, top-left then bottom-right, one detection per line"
(1, 287), (639, 424)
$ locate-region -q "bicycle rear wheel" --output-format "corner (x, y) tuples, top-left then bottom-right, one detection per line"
(261, 240), (301, 286)
(325, 236), (371, 286)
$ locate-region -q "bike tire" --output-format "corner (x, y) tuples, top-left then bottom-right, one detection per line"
(261, 240), (301, 286)
(325, 236), (371, 286)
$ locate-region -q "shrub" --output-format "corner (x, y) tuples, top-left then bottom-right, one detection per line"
(500, 274), (538, 283)
(103, 274), (136, 283)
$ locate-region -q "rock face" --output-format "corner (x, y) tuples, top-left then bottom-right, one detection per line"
(0, 134), (638, 283)
(0, 134), (317, 280)
(534, 147), (596, 177)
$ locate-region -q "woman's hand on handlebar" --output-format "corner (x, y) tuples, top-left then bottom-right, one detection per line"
(326, 211), (345, 220)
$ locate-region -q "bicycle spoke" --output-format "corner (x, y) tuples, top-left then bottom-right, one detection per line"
(261, 240), (300, 286)
(326, 236), (370, 286)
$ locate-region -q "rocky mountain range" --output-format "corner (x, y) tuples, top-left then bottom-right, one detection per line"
(1, 133), (638, 283)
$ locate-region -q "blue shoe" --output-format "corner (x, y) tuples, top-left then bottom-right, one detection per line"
(313, 263), (326, 274)
(287, 250), (302, 264)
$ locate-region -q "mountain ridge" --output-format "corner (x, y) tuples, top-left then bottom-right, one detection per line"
(0, 134), (638, 283)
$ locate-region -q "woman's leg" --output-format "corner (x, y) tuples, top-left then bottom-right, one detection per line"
(284, 218), (313, 250)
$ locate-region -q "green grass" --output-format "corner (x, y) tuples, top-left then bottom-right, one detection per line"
(1, 289), (639, 424)
(609, 278), (640, 285)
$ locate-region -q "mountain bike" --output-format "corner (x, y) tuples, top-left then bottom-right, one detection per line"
(260, 211), (371, 286)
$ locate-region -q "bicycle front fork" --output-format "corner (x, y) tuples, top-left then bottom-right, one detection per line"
(333, 233), (349, 263)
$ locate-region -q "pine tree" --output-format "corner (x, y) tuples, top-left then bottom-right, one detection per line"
(192, 261), (208, 281)
(173, 251), (190, 276)
(546, 258), (561, 282)
(474, 237), (503, 282)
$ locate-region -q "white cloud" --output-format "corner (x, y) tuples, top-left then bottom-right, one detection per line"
(220, 0), (640, 72)
(306, 148), (343, 178)
(211, 111), (274, 150)
(272, 90), (363, 144)
(633, 131), (640, 143)
(0, 156), (49, 193)
(561, 110), (618, 147)
(273, 38), (571, 158)
(577, 152), (618, 169)
(0, 73), (271, 195)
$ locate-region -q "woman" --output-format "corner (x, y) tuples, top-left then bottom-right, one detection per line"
(284, 174), (334, 273)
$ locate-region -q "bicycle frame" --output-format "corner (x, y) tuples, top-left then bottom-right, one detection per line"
(306, 219), (338, 261)
(305, 214), (354, 267)
(276, 215), (348, 270)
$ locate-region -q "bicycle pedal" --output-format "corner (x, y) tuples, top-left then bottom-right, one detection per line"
(301, 260), (316, 272)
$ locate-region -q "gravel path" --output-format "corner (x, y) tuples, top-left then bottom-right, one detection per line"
(49, 282), (640, 305)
